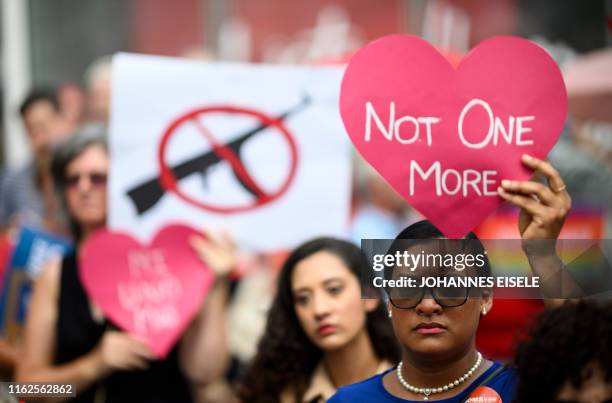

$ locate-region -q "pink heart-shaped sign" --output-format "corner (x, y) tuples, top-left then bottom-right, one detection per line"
(340, 35), (567, 238)
(80, 224), (214, 358)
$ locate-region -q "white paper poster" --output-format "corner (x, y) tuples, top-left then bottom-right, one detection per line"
(109, 53), (351, 251)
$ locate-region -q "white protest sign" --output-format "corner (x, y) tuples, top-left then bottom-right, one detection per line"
(109, 53), (351, 251)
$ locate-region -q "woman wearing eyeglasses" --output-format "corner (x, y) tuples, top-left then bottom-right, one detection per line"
(16, 126), (231, 402)
(329, 154), (573, 402)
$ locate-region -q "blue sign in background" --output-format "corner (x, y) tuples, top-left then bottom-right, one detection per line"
(0, 226), (73, 336)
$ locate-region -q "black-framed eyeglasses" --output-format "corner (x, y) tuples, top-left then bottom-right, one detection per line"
(387, 287), (473, 309)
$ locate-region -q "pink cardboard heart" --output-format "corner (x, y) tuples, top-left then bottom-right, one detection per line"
(80, 224), (214, 358)
(340, 35), (567, 238)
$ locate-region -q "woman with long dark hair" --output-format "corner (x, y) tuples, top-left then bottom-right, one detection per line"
(237, 237), (400, 403)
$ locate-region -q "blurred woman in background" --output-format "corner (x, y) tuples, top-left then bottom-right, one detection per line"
(17, 126), (231, 402)
(237, 237), (399, 403)
(514, 300), (612, 403)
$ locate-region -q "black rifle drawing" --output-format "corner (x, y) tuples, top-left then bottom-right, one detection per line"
(126, 96), (311, 215)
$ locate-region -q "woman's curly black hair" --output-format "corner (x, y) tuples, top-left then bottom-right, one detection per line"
(513, 300), (612, 403)
(236, 237), (400, 403)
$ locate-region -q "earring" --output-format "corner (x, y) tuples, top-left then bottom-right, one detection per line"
(482, 308), (487, 315)
(388, 310), (393, 318)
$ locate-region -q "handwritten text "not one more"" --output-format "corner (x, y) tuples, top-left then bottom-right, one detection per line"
(364, 99), (536, 197)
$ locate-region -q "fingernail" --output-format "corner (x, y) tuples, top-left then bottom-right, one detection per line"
(501, 179), (511, 187)
(497, 186), (506, 195)
(522, 154), (534, 162)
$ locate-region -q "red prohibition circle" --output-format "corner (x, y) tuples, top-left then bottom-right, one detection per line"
(157, 105), (299, 214)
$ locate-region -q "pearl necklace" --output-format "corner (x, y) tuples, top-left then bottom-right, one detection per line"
(396, 352), (483, 401)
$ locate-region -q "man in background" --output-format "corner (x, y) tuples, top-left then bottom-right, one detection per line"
(0, 89), (72, 228)
(83, 56), (112, 125)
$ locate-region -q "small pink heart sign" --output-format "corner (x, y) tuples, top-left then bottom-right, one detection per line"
(80, 224), (214, 358)
(340, 35), (567, 238)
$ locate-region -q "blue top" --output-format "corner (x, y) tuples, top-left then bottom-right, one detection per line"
(328, 362), (516, 403)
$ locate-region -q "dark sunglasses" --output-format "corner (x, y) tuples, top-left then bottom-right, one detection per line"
(64, 172), (107, 188)
(387, 286), (476, 309)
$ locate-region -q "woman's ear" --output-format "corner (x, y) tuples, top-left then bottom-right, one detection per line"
(363, 297), (380, 312)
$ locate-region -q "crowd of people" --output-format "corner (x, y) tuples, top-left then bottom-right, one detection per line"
(0, 48), (610, 403)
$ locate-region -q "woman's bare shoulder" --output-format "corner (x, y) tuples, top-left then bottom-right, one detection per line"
(35, 257), (63, 298)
